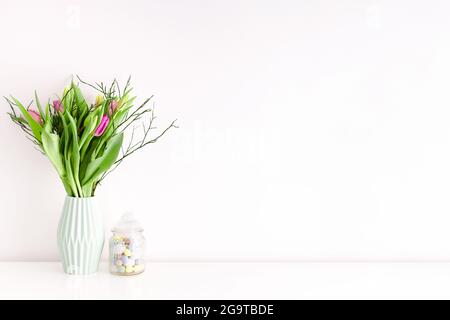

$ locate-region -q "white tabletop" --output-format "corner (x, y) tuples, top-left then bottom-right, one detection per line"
(1, 262), (450, 300)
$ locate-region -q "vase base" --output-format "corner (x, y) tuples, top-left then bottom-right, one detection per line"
(62, 264), (100, 275)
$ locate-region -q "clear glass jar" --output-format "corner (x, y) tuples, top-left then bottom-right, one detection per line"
(109, 213), (145, 276)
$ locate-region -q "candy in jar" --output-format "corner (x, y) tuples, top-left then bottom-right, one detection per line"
(109, 213), (146, 276)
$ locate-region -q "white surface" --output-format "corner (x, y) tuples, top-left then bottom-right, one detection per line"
(2, 0), (450, 262)
(2, 262), (450, 300)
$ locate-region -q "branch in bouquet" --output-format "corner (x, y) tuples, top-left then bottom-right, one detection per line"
(76, 75), (131, 100)
(118, 119), (178, 164)
(5, 97), (42, 148)
(97, 113), (177, 184)
(115, 96), (154, 132)
(76, 75), (106, 96)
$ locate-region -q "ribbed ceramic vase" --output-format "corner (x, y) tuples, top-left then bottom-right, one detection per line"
(57, 196), (104, 275)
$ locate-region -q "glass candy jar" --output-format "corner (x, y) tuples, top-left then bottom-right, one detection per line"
(109, 213), (146, 276)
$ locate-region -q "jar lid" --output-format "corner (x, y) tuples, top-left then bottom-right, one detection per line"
(112, 212), (143, 233)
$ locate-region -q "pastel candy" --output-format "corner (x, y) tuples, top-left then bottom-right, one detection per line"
(116, 266), (126, 273)
(123, 249), (132, 257)
(113, 244), (126, 255)
(124, 259), (135, 267)
(122, 256), (134, 266)
(115, 259), (123, 266)
(113, 236), (123, 244)
(125, 266), (134, 273)
(134, 264), (144, 273)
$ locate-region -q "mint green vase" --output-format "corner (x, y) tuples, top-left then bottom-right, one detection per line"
(57, 196), (104, 275)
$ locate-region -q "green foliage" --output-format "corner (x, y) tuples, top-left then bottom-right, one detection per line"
(6, 76), (177, 197)
(82, 133), (124, 187)
(42, 121), (65, 178)
(11, 97), (43, 143)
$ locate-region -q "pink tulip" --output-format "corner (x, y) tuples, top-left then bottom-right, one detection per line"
(94, 115), (110, 137)
(28, 109), (43, 125)
(109, 100), (118, 115)
(52, 99), (63, 112)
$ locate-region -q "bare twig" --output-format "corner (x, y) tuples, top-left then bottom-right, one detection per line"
(97, 115), (177, 185)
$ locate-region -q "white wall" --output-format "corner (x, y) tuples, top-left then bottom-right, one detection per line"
(1, 0), (450, 261)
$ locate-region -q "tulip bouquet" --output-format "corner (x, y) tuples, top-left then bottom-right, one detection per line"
(6, 77), (177, 197)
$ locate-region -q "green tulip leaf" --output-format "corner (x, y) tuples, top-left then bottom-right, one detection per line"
(34, 91), (44, 118)
(81, 132), (124, 186)
(79, 115), (98, 149)
(66, 112), (82, 196)
(65, 148), (78, 198)
(73, 83), (88, 111)
(41, 122), (65, 178)
(62, 87), (74, 115)
(11, 96), (42, 143)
